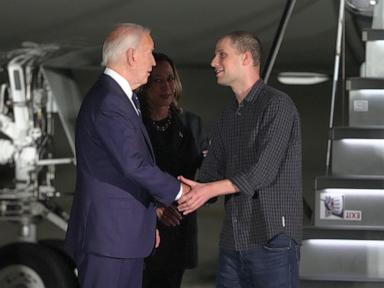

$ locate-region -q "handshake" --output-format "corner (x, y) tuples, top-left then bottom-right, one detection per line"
(178, 176), (213, 215)
(157, 177), (237, 227)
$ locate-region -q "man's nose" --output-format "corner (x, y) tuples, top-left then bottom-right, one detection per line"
(210, 56), (217, 67)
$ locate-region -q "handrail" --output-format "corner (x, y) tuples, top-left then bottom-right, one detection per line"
(325, 0), (345, 175)
(262, 0), (296, 84)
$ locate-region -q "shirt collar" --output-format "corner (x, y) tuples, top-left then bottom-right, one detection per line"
(104, 68), (141, 116)
(104, 67), (133, 99)
(243, 79), (264, 103)
(232, 79), (265, 110)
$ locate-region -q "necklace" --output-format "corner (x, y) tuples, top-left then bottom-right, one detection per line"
(151, 117), (172, 132)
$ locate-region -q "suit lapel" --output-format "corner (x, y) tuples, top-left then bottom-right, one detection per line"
(138, 120), (155, 162)
(102, 74), (156, 162)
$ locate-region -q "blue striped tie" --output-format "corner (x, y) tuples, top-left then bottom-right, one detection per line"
(132, 93), (141, 117)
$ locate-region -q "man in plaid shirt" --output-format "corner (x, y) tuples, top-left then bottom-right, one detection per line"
(178, 31), (302, 288)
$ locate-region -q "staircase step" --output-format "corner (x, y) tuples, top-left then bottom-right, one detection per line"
(331, 127), (384, 139)
(316, 175), (384, 190)
(304, 225), (384, 240)
(348, 80), (384, 126)
(347, 77), (384, 90)
(314, 176), (384, 230)
(362, 29), (384, 41)
(330, 128), (384, 175)
(364, 39), (384, 77)
(300, 237), (384, 281)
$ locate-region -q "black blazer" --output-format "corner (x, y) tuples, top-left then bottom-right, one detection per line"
(143, 108), (205, 270)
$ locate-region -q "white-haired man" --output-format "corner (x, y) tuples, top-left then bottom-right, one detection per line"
(65, 23), (189, 288)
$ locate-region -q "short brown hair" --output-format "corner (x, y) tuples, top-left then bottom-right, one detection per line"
(221, 31), (262, 66)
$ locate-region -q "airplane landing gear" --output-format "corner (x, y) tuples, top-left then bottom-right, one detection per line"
(0, 242), (78, 288)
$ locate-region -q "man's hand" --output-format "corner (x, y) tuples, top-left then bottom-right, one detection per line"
(181, 182), (191, 196)
(178, 177), (240, 215)
(177, 176), (212, 215)
(156, 205), (182, 226)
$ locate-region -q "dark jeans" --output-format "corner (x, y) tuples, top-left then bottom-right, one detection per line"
(216, 234), (300, 288)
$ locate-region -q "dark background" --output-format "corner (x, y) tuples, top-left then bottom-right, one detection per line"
(0, 0), (371, 286)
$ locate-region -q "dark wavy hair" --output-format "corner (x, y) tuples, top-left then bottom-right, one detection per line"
(139, 52), (183, 113)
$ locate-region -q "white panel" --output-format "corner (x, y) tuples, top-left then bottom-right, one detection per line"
(301, 239), (384, 281)
(332, 139), (384, 175)
(366, 41), (384, 77)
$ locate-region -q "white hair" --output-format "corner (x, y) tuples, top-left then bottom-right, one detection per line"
(101, 23), (150, 66)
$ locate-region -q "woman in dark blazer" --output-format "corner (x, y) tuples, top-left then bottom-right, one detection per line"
(139, 53), (206, 288)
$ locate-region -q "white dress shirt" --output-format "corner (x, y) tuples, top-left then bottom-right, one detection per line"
(104, 68), (140, 116)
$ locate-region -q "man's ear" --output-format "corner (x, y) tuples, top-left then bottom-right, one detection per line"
(242, 51), (253, 66)
(126, 48), (135, 66)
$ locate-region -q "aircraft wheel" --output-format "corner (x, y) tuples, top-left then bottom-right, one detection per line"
(0, 242), (78, 288)
(39, 238), (78, 280)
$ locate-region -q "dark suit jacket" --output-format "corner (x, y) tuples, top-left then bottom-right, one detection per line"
(65, 74), (180, 261)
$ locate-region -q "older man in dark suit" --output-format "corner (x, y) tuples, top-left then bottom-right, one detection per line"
(65, 23), (189, 288)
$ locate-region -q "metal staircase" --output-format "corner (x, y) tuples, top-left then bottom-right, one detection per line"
(300, 0), (384, 282)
